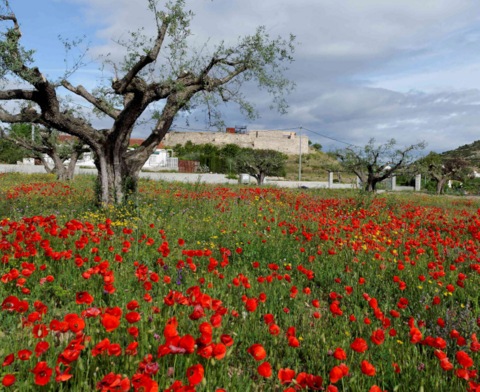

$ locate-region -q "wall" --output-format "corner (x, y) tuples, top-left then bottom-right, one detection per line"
(163, 130), (309, 155)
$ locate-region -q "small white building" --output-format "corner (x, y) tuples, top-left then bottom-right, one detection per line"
(23, 138), (178, 171)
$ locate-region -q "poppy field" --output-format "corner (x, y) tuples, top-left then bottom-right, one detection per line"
(1, 173), (480, 391)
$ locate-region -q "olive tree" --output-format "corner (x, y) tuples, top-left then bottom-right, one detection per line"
(336, 138), (425, 192)
(235, 148), (287, 185)
(0, 0), (295, 205)
(416, 152), (471, 194)
(0, 124), (89, 180)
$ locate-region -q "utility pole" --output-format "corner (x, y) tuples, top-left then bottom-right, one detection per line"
(31, 124), (34, 142)
(298, 126), (302, 182)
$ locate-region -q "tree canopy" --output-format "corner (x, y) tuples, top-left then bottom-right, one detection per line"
(235, 148), (287, 185)
(336, 138), (426, 192)
(0, 0), (295, 205)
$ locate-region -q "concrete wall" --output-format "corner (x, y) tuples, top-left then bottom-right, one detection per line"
(163, 130), (309, 155)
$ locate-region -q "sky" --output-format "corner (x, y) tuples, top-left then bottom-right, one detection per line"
(6, 0), (480, 153)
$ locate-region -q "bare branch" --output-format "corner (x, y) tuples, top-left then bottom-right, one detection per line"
(0, 107), (41, 123)
(0, 88), (39, 101)
(61, 81), (120, 119)
(209, 65), (248, 89)
(0, 13), (21, 37)
(0, 126), (50, 154)
(112, 21), (169, 94)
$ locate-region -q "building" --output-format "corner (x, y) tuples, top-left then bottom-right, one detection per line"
(23, 138), (178, 171)
(163, 129), (309, 155)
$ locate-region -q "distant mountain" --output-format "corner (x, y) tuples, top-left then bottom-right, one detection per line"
(441, 140), (480, 167)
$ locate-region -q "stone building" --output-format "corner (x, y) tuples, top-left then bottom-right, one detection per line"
(163, 130), (309, 155)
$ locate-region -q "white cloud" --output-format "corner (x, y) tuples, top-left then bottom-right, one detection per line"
(11, 0), (480, 153)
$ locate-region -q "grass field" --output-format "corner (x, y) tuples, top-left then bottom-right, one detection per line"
(0, 172), (479, 391)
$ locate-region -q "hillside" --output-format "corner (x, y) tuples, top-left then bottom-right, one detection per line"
(284, 150), (356, 182)
(441, 140), (480, 167)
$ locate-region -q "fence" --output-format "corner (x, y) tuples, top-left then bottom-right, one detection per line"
(178, 160), (200, 173)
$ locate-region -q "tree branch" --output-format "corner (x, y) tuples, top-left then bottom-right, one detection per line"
(0, 13), (21, 37)
(0, 88), (39, 101)
(0, 107), (42, 123)
(208, 64), (248, 89)
(61, 80), (121, 119)
(0, 126), (50, 154)
(112, 21), (169, 94)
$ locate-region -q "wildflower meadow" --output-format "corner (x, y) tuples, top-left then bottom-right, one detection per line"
(0, 172), (479, 392)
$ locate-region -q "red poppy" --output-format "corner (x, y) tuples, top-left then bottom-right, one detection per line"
(97, 372), (130, 391)
(258, 362), (272, 377)
(220, 334), (234, 347)
(30, 361), (53, 386)
(2, 374), (15, 387)
(75, 291), (94, 305)
(361, 360), (376, 376)
(213, 343), (227, 360)
(18, 349), (32, 361)
(186, 364), (204, 386)
(32, 324), (48, 339)
(101, 314), (120, 332)
(2, 353), (14, 366)
(55, 366), (73, 382)
(333, 348), (347, 360)
(370, 329), (385, 345)
(329, 366), (344, 384)
(125, 311), (141, 324)
(457, 351), (474, 368)
(350, 338), (368, 353)
(245, 298), (258, 312)
(278, 368), (296, 384)
(269, 324), (280, 335)
(248, 344), (267, 361)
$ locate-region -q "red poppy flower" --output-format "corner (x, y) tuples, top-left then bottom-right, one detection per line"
(329, 366), (344, 384)
(333, 348), (347, 360)
(2, 374), (15, 387)
(97, 372), (130, 391)
(101, 314), (120, 332)
(131, 374), (158, 392)
(75, 291), (94, 305)
(2, 353), (14, 366)
(258, 362), (272, 377)
(55, 366), (73, 382)
(213, 343), (227, 360)
(370, 329), (385, 345)
(125, 311), (141, 324)
(457, 351), (474, 368)
(127, 300), (140, 310)
(18, 349), (32, 361)
(30, 361), (53, 386)
(125, 342), (138, 356)
(245, 299), (258, 312)
(32, 324), (48, 339)
(361, 360), (376, 376)
(248, 344), (267, 361)
(186, 364), (204, 386)
(278, 368), (296, 384)
(350, 338), (368, 353)
(220, 334), (234, 347)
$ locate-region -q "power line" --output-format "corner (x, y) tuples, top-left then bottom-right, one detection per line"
(171, 124), (356, 147)
(301, 126), (355, 146)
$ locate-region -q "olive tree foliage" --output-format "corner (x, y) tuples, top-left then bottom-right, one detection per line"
(336, 138), (426, 192)
(416, 152), (471, 194)
(0, 0), (295, 205)
(0, 124), (89, 180)
(235, 148), (287, 185)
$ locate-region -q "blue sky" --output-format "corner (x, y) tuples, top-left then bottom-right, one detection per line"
(7, 0), (480, 153)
